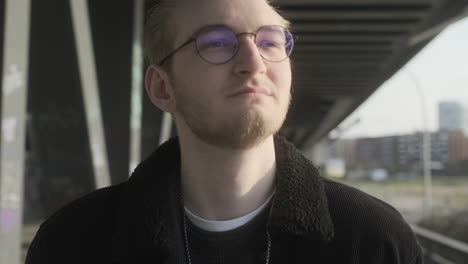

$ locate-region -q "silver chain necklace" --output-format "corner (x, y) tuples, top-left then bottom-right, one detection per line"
(180, 197), (272, 264)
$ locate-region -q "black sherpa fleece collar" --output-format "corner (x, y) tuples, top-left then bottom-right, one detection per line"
(111, 135), (334, 262)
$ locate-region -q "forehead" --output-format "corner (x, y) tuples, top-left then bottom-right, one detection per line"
(172, 0), (287, 42)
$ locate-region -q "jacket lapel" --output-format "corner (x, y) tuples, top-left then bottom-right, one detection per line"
(269, 136), (334, 242)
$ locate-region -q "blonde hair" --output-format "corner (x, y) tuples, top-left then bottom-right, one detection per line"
(144, 0), (180, 67)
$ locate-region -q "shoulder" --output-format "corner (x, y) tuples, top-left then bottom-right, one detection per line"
(322, 178), (403, 223)
(322, 179), (422, 263)
(26, 182), (126, 263)
(322, 178), (411, 234)
(41, 182), (125, 231)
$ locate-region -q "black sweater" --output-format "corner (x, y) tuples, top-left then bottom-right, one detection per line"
(186, 205), (270, 264)
(26, 136), (423, 263)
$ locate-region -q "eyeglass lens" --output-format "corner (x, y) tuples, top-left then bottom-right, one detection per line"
(195, 25), (293, 65)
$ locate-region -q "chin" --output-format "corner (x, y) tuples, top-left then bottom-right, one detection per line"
(189, 111), (284, 150)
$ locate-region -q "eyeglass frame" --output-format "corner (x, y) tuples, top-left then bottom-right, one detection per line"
(158, 24), (296, 66)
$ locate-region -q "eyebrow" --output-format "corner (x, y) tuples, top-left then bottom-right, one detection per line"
(191, 23), (288, 36)
(192, 24), (231, 34)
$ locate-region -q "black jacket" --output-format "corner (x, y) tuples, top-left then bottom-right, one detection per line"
(26, 136), (422, 263)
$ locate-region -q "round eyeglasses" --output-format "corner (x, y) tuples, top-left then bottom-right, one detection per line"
(158, 25), (295, 65)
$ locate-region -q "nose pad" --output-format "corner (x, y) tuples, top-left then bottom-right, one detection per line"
(233, 34), (267, 75)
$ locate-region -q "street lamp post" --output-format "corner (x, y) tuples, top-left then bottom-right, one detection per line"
(407, 70), (433, 219)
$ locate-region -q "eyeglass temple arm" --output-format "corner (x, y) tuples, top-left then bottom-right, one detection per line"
(158, 38), (196, 65)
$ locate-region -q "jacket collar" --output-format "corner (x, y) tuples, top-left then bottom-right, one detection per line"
(111, 135), (334, 262)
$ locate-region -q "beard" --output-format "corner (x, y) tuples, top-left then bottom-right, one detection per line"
(172, 82), (291, 150)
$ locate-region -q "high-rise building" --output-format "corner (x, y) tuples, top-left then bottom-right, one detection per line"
(438, 101), (465, 132)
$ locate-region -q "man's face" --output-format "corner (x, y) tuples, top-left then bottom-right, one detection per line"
(169, 0), (292, 149)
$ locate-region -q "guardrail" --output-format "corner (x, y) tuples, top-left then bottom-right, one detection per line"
(412, 225), (468, 263)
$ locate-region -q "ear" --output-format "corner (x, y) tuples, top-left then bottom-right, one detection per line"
(144, 64), (176, 113)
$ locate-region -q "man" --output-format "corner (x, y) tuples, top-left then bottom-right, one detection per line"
(26, 0), (423, 263)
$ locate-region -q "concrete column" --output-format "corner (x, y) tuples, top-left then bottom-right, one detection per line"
(0, 0), (32, 263)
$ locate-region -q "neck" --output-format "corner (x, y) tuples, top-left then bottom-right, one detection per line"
(178, 133), (276, 221)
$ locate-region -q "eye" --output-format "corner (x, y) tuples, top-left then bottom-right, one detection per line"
(209, 40), (226, 47)
(258, 40), (281, 48)
(199, 39), (236, 50)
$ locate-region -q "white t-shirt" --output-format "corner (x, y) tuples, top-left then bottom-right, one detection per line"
(184, 192), (274, 232)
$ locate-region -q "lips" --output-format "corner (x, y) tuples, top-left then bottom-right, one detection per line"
(228, 87), (271, 97)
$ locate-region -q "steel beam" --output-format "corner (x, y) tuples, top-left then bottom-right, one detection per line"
(283, 10), (427, 21)
(70, 0), (111, 188)
(129, 0), (145, 174)
(0, 0), (31, 263)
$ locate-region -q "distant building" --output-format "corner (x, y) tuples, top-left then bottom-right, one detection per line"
(397, 133), (422, 169)
(333, 136), (399, 172)
(447, 131), (467, 164)
(430, 131), (449, 169)
(332, 130), (468, 176)
(332, 139), (357, 165)
(438, 101), (466, 133)
(355, 136), (399, 171)
(330, 102), (468, 176)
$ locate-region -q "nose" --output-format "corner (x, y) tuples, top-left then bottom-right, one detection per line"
(233, 35), (267, 76)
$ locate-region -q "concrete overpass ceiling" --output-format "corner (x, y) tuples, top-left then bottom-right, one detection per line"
(272, 0), (468, 148)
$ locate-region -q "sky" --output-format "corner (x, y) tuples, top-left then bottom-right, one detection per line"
(337, 17), (468, 139)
